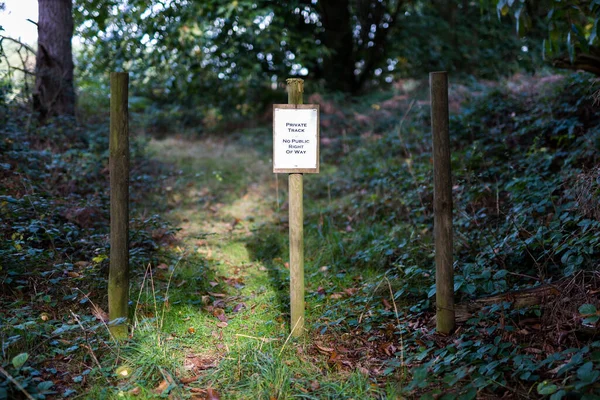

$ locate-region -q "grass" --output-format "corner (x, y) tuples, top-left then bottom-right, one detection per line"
(81, 128), (398, 399)
(64, 73), (600, 399)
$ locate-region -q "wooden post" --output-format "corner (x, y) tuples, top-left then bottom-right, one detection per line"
(109, 72), (130, 340)
(287, 78), (305, 337)
(430, 71), (455, 334)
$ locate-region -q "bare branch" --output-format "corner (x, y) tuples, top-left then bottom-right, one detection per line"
(0, 35), (37, 55)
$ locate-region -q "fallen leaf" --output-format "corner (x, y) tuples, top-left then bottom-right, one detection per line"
(128, 386), (141, 395)
(91, 304), (109, 322)
(187, 327), (196, 334)
(213, 299), (227, 308)
(315, 343), (334, 353)
(382, 299), (392, 311)
(216, 321), (228, 328)
(154, 379), (169, 394)
(157, 263), (168, 270)
(524, 347), (543, 354)
(222, 276), (244, 289)
(310, 380), (320, 391)
(379, 342), (395, 356)
(185, 355), (217, 371)
(209, 281), (219, 287)
(179, 375), (199, 384)
(232, 303), (246, 313)
(212, 308), (228, 322)
(328, 350), (340, 364)
(74, 261), (90, 268)
(67, 271), (80, 278)
(206, 388), (220, 400)
(330, 293), (343, 299)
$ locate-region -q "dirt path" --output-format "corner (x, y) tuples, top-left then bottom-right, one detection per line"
(146, 136), (297, 396)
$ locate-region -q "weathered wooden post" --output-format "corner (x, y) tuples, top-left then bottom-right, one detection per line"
(287, 78), (305, 337)
(430, 71), (455, 334)
(109, 72), (130, 340)
(273, 79), (320, 337)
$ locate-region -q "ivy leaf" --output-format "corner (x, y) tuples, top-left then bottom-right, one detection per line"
(37, 381), (54, 391)
(577, 362), (600, 383)
(550, 390), (566, 400)
(537, 380), (558, 395)
(579, 304), (597, 316)
(12, 352), (28, 369)
(427, 286), (436, 298)
(493, 269), (507, 279)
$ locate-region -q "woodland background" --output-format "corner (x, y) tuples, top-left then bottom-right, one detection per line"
(0, 0), (600, 399)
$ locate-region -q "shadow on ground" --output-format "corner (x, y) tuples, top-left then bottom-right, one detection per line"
(245, 223), (290, 321)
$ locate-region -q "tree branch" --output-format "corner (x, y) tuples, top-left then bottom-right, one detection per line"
(552, 51), (600, 76)
(0, 36), (37, 55)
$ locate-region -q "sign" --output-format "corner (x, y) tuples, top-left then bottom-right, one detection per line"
(273, 104), (320, 173)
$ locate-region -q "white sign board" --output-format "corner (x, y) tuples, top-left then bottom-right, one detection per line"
(273, 104), (320, 173)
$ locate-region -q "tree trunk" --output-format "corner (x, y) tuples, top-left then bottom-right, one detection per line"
(34, 0), (75, 121)
(318, 0), (357, 93)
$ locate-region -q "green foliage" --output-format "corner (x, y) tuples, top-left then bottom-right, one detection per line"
(393, 1), (542, 78)
(72, 0), (536, 133)
(496, 0), (600, 74)
(0, 109), (177, 398)
(303, 72), (600, 397)
(74, 0), (318, 122)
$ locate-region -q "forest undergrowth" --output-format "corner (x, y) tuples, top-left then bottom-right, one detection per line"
(1, 72), (600, 399)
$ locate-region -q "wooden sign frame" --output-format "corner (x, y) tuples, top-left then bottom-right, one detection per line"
(273, 104), (320, 174)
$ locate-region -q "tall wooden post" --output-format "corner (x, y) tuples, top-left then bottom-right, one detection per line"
(430, 71), (455, 334)
(287, 78), (305, 337)
(109, 72), (130, 340)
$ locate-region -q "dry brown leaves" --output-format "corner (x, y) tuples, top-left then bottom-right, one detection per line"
(311, 331), (395, 377)
(188, 387), (221, 400)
